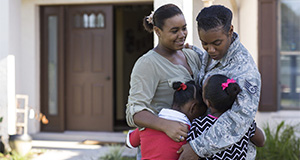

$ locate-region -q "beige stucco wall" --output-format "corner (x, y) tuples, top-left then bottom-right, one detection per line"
(1, 0), (19, 137)
(239, 0), (258, 65)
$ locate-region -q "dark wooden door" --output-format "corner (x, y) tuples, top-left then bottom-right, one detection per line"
(66, 5), (113, 131)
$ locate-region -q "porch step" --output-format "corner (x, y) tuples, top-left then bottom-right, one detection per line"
(30, 131), (127, 143)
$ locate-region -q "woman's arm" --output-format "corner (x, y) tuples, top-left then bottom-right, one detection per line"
(134, 110), (189, 141)
(250, 126), (265, 147)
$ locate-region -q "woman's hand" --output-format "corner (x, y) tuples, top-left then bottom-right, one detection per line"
(178, 143), (199, 160)
(133, 110), (188, 142)
(160, 119), (189, 142)
(184, 43), (193, 49)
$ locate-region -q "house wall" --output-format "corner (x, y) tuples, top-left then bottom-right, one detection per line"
(0, 0), (19, 138)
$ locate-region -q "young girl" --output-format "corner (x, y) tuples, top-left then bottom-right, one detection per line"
(187, 74), (265, 160)
(126, 81), (207, 160)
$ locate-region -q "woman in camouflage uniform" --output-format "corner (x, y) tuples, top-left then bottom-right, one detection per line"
(179, 5), (261, 160)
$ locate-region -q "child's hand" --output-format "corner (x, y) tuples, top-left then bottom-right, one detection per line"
(161, 119), (188, 142)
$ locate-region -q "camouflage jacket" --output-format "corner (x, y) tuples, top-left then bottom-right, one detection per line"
(191, 32), (261, 159)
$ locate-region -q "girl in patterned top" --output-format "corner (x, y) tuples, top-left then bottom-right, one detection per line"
(187, 74), (265, 160)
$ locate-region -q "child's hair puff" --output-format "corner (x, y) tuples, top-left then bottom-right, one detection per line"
(204, 74), (241, 113)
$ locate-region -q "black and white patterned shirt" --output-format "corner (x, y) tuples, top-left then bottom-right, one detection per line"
(187, 115), (256, 160)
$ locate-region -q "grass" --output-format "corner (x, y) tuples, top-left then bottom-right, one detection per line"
(256, 121), (300, 160)
(0, 151), (32, 160)
(0, 149), (45, 160)
(98, 145), (135, 160)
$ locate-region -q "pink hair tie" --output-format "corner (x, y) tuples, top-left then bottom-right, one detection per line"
(221, 79), (236, 90)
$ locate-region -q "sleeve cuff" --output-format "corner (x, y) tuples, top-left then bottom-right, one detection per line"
(126, 130), (136, 149)
(126, 104), (155, 128)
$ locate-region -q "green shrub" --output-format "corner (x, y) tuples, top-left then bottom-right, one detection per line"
(256, 121), (300, 160)
(98, 145), (135, 160)
(0, 151), (31, 160)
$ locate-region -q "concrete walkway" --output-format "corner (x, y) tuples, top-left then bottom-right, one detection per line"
(29, 131), (137, 160)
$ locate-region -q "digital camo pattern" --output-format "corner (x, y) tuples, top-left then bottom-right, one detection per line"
(187, 115), (256, 160)
(190, 32), (261, 159)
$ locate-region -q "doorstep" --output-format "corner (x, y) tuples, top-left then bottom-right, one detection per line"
(30, 131), (127, 143)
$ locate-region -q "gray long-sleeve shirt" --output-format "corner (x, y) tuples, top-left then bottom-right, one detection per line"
(126, 48), (201, 128)
(191, 32), (261, 159)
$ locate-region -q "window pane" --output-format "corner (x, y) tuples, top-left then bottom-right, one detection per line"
(281, 0), (300, 51)
(74, 14), (81, 28)
(83, 13), (89, 28)
(48, 16), (58, 115)
(280, 0), (300, 109)
(97, 13), (105, 28)
(89, 13), (96, 28)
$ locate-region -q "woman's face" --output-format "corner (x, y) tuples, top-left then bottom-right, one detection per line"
(156, 14), (187, 51)
(198, 26), (233, 60)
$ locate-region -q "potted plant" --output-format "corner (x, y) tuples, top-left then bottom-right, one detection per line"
(0, 116), (4, 153)
(9, 134), (32, 156)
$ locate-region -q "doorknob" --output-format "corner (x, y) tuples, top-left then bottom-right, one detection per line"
(106, 76), (111, 80)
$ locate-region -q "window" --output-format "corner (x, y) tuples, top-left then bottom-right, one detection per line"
(48, 15), (58, 116)
(279, 0), (300, 109)
(74, 12), (105, 28)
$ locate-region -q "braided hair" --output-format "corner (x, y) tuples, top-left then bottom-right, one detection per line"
(172, 80), (205, 109)
(196, 5), (232, 33)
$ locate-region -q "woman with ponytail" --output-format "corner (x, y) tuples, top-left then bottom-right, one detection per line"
(125, 3), (202, 159)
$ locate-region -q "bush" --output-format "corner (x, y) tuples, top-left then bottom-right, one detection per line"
(98, 145), (135, 160)
(256, 121), (300, 160)
(0, 151), (31, 160)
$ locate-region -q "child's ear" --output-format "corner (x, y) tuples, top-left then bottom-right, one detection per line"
(189, 101), (198, 115)
(204, 99), (211, 108)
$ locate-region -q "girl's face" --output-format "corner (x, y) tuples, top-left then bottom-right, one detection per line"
(156, 14), (187, 51)
(198, 26), (233, 60)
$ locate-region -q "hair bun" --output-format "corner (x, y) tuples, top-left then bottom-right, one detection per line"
(172, 81), (182, 90)
(226, 83), (241, 98)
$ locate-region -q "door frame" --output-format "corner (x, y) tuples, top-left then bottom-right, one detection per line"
(41, 4), (115, 132)
(40, 6), (65, 132)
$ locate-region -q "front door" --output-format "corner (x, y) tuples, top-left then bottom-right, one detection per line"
(65, 5), (113, 131)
